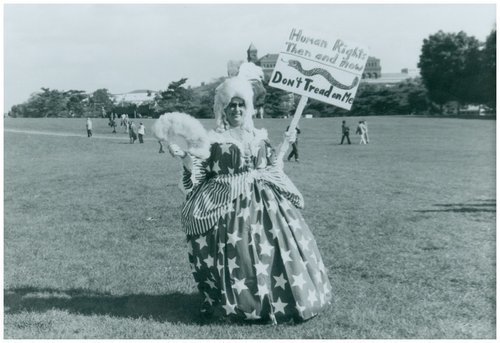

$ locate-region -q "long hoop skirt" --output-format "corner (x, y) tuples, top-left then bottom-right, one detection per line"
(187, 178), (332, 323)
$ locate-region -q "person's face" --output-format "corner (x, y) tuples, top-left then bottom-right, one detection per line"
(225, 97), (246, 128)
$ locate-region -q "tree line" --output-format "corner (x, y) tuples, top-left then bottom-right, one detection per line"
(8, 29), (495, 119)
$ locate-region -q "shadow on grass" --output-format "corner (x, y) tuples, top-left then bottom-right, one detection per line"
(5, 287), (206, 324)
(415, 200), (496, 214)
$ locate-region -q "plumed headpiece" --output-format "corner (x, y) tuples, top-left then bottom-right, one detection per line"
(213, 77), (255, 132)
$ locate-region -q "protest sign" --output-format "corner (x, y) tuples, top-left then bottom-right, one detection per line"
(270, 28), (369, 110)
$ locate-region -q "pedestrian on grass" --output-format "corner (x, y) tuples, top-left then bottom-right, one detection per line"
(138, 122), (145, 143)
(286, 125), (301, 162)
(356, 120), (367, 144)
(86, 118), (93, 137)
(166, 77), (332, 324)
(362, 120), (369, 143)
(109, 113), (117, 133)
(129, 121), (138, 143)
(340, 120), (351, 144)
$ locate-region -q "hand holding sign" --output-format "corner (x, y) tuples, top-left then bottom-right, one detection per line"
(270, 28), (369, 163)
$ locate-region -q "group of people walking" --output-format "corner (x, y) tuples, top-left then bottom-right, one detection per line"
(341, 120), (369, 145)
(86, 116), (145, 144)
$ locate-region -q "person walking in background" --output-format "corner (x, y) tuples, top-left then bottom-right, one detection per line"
(340, 120), (351, 144)
(109, 113), (117, 133)
(129, 121), (138, 143)
(138, 122), (145, 143)
(286, 125), (301, 162)
(86, 118), (93, 137)
(362, 120), (369, 143)
(356, 120), (367, 144)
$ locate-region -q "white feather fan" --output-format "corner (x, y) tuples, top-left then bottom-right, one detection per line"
(151, 112), (211, 159)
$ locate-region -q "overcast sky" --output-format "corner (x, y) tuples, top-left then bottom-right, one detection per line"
(3, 3), (496, 112)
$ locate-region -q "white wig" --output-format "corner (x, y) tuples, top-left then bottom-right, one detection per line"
(213, 77), (255, 132)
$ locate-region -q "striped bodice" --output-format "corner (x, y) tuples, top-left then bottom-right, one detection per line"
(180, 139), (304, 236)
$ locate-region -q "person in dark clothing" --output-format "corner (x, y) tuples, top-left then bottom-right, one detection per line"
(340, 120), (351, 144)
(286, 125), (301, 162)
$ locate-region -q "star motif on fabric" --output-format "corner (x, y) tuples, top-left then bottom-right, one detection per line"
(205, 278), (216, 289)
(296, 302), (306, 315)
(195, 236), (208, 250)
(227, 231), (242, 247)
(255, 282), (269, 298)
(298, 236), (311, 251)
(238, 205), (251, 220)
(218, 242), (225, 254)
(195, 257), (202, 270)
(228, 256), (240, 274)
(259, 240), (274, 256)
(244, 310), (261, 320)
(288, 218), (301, 232)
(224, 203), (235, 214)
(266, 201), (279, 214)
(254, 260), (269, 276)
(270, 226), (281, 240)
(204, 292), (214, 305)
(280, 248), (293, 263)
(272, 297), (288, 314)
(250, 222), (264, 236)
(254, 199), (264, 213)
(203, 255), (214, 268)
(220, 144), (232, 155)
(212, 160), (221, 173)
(227, 166), (234, 174)
(273, 273), (288, 290)
(291, 273), (307, 290)
(232, 277), (248, 294)
(217, 263), (224, 275)
(307, 289), (318, 305)
(222, 301), (237, 315)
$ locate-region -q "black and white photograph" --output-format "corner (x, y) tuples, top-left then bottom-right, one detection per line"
(3, 2), (496, 339)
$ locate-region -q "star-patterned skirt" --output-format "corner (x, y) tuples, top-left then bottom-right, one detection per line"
(186, 180), (332, 323)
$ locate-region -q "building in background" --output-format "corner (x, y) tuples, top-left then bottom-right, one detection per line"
(113, 89), (157, 105)
(241, 44), (419, 85)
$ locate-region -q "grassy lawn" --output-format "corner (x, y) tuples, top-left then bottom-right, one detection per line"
(3, 116), (496, 339)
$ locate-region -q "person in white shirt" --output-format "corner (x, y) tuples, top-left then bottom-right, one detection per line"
(138, 122), (145, 143)
(86, 118), (93, 137)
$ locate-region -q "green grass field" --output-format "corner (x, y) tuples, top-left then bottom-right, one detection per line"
(4, 116), (496, 339)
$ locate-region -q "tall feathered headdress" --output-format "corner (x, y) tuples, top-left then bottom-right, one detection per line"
(213, 77), (255, 132)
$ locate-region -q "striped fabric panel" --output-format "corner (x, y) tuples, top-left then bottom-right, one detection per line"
(181, 168), (305, 236)
(180, 156), (207, 195)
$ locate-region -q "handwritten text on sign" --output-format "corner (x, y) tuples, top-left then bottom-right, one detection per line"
(269, 28), (369, 110)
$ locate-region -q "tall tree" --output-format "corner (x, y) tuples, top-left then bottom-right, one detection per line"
(418, 31), (482, 113)
(154, 78), (194, 114)
(480, 29), (496, 109)
(89, 88), (115, 116)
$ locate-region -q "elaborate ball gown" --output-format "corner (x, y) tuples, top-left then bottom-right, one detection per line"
(180, 128), (332, 323)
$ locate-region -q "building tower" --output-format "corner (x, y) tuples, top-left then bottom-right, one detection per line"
(247, 43), (260, 65)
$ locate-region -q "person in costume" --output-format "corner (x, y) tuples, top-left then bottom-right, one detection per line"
(166, 77), (332, 324)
